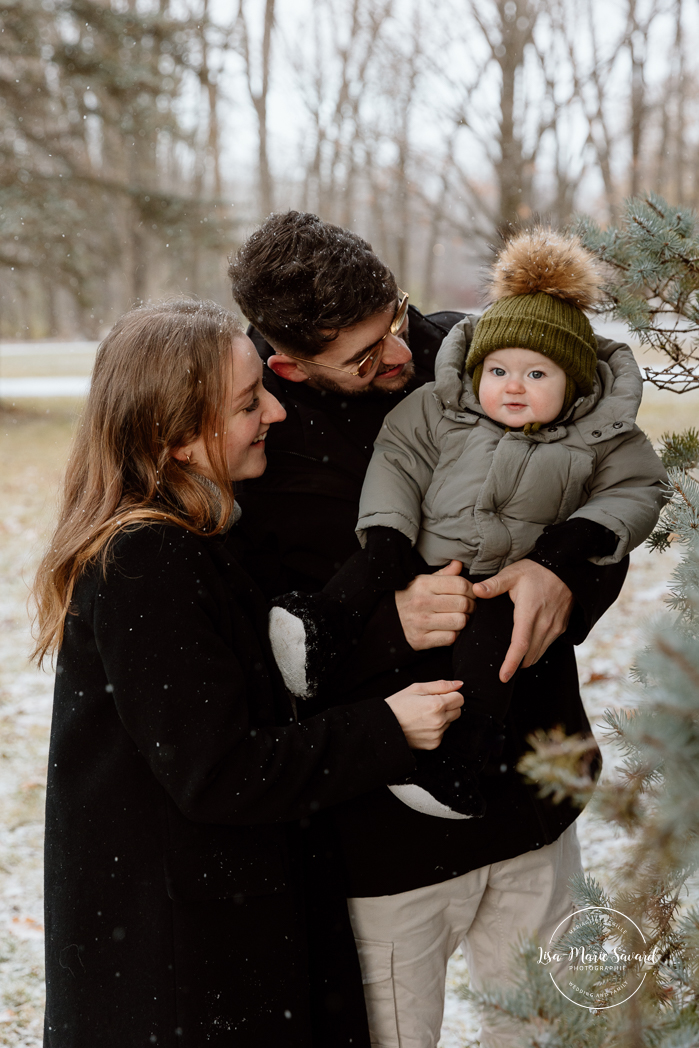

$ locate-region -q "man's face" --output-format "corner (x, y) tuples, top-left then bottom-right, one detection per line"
(282, 301), (414, 395)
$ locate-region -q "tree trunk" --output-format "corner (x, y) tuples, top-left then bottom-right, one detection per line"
(491, 0), (537, 230)
(418, 123), (455, 309)
(672, 0), (685, 204)
(256, 0), (276, 216)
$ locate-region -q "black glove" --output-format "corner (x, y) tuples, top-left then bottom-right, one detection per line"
(269, 527), (422, 699)
(324, 526), (425, 618)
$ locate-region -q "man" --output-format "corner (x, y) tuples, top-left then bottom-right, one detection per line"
(228, 211), (630, 1046)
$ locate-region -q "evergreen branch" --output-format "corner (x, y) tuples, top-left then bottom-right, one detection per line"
(629, 215), (699, 276)
(517, 728), (600, 807)
(576, 194), (699, 391)
(647, 528), (675, 554)
(657, 432), (699, 472)
(653, 638), (699, 692)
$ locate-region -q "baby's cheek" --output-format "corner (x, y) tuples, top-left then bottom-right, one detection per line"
(476, 381), (498, 414)
(533, 383), (565, 422)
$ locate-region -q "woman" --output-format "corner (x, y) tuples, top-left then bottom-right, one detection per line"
(32, 300), (463, 1048)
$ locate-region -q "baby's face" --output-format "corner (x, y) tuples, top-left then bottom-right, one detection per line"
(477, 347), (567, 427)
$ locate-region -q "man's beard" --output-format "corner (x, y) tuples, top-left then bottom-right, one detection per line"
(307, 359), (415, 397)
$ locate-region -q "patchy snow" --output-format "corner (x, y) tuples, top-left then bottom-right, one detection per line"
(0, 411), (66, 1046)
(0, 409), (682, 1048)
(0, 377), (91, 399)
(437, 543), (682, 1046)
(0, 632), (53, 1046)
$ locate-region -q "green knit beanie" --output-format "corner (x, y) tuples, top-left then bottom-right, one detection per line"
(467, 229), (601, 419)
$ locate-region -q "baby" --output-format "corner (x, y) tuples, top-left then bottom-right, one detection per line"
(270, 228), (668, 820)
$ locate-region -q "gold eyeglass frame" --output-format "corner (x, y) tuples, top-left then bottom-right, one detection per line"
(286, 289), (409, 378)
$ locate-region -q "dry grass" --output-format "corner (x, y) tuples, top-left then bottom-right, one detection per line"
(636, 383), (699, 443)
(0, 377), (696, 1047)
(1, 354), (97, 379)
(0, 404), (77, 1046)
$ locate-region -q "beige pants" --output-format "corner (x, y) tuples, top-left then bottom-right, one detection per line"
(347, 823), (582, 1048)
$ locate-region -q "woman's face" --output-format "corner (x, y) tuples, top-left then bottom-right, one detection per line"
(175, 336), (286, 481)
(222, 337), (286, 480)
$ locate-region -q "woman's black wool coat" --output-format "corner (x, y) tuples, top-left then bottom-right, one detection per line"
(43, 524), (415, 1048)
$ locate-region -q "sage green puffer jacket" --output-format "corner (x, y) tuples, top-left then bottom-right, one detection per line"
(357, 318), (667, 573)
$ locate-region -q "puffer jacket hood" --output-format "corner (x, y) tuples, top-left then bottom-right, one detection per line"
(432, 317), (644, 439)
(357, 319), (667, 575)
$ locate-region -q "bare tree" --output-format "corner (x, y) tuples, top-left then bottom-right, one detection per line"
(487, 0), (539, 226)
(6, 0), (696, 333)
(562, 0), (620, 219)
(287, 0), (394, 225)
(652, 0), (696, 207)
(1, 0), (237, 337)
(418, 135), (457, 311)
(439, 0), (560, 233)
(235, 0), (276, 218)
(625, 0), (662, 198)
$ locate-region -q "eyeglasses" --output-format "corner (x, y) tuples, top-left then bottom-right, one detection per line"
(287, 289), (409, 379)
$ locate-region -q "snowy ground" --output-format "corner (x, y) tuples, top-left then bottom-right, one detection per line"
(438, 542), (681, 1048)
(0, 377), (694, 1047)
(0, 408), (72, 1046)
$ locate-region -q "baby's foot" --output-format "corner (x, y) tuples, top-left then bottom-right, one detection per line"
(387, 708), (502, 819)
(388, 758), (486, 819)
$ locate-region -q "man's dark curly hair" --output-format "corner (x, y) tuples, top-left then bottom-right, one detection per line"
(228, 211), (398, 356)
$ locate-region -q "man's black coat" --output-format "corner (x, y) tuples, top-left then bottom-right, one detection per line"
(44, 525), (414, 1047)
(236, 307), (629, 897)
(236, 307), (466, 593)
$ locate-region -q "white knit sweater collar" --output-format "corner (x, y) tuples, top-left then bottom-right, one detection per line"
(192, 473), (241, 532)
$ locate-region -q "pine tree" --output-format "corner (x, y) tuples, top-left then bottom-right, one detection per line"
(576, 193), (699, 394)
(460, 196), (699, 1047)
(0, 0), (236, 334)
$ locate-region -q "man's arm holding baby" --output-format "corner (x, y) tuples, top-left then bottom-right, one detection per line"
(395, 559), (476, 649)
(358, 334), (665, 680)
(397, 338), (667, 673)
(395, 557), (576, 669)
(398, 420), (666, 676)
(395, 548), (628, 682)
(488, 408), (669, 677)
(358, 394), (601, 674)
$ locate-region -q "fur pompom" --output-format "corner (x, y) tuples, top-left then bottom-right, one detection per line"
(489, 228), (601, 310)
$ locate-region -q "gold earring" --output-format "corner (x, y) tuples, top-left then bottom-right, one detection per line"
(185, 453), (191, 464)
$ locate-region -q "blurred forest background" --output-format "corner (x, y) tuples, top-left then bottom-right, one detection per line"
(2, 0), (699, 339)
(3, 5), (699, 1043)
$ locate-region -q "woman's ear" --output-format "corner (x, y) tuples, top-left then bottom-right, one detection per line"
(267, 354), (311, 383)
(171, 446), (191, 464)
(171, 434), (207, 470)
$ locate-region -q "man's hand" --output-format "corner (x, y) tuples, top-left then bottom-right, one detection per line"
(385, 679), (464, 749)
(395, 560), (475, 651)
(472, 559), (574, 682)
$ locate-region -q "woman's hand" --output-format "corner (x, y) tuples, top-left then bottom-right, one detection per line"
(385, 680), (464, 750)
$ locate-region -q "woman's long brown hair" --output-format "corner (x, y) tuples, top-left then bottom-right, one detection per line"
(32, 299), (245, 665)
